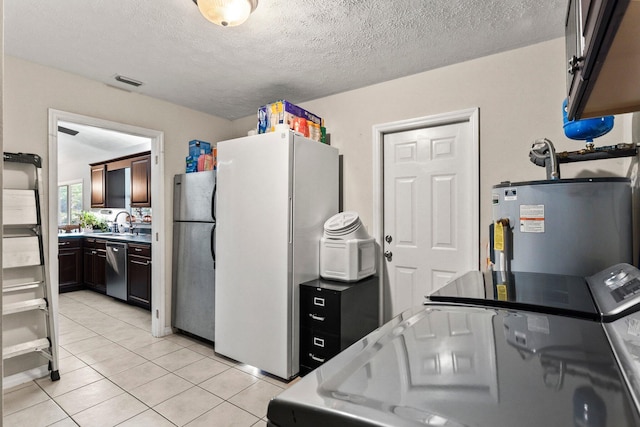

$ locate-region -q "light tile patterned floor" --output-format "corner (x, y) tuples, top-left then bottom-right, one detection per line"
(3, 290), (293, 426)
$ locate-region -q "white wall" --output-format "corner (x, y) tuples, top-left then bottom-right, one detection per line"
(233, 38), (629, 257)
(4, 55), (235, 376)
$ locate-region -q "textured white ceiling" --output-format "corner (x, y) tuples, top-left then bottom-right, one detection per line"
(5, 0), (566, 120)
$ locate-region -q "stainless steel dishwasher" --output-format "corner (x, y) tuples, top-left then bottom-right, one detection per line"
(106, 241), (128, 301)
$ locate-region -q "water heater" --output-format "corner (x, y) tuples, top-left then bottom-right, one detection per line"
(492, 178), (631, 276)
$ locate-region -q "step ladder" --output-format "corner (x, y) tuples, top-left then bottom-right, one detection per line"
(3, 152), (60, 381)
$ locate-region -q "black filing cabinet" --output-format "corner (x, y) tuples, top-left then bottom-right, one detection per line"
(299, 276), (379, 375)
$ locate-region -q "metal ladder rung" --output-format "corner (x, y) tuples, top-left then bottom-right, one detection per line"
(3, 281), (43, 293)
(3, 338), (51, 360)
(2, 236), (42, 269)
(3, 298), (48, 315)
(3, 189), (39, 226)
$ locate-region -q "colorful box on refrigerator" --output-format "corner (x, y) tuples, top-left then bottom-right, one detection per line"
(188, 140), (211, 157)
(257, 101), (323, 138)
(185, 156), (197, 173)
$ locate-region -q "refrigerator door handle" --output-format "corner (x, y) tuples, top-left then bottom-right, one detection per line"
(212, 183), (216, 222)
(288, 197), (293, 244)
(211, 224), (216, 268)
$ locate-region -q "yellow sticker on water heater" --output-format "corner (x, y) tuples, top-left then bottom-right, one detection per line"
(496, 284), (508, 301)
(494, 221), (504, 251)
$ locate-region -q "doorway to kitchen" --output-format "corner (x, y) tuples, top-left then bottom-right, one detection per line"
(47, 109), (167, 338)
(373, 108), (480, 322)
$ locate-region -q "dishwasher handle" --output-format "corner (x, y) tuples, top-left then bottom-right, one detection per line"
(107, 242), (128, 253)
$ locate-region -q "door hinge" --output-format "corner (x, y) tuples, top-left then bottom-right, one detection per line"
(155, 155), (158, 165)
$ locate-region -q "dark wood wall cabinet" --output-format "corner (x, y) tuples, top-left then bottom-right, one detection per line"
(58, 237), (83, 293)
(130, 155), (152, 207)
(90, 165), (107, 208)
(127, 243), (152, 310)
(90, 151), (151, 208)
(566, 0), (639, 120)
(83, 238), (107, 294)
(299, 276), (379, 376)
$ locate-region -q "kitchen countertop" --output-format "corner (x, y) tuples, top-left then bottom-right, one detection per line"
(58, 231), (152, 245)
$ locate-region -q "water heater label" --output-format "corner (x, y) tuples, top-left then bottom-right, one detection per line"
(520, 204), (544, 233)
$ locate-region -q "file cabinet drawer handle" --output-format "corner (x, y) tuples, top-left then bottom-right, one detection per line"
(313, 297), (325, 307)
(309, 353), (325, 363)
(313, 337), (325, 348)
(309, 313), (325, 322)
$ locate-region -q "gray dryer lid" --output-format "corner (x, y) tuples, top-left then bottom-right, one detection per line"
(268, 305), (640, 427)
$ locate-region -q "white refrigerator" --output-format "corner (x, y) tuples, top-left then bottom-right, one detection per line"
(215, 130), (338, 379)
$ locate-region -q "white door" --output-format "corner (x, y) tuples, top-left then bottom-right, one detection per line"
(383, 119), (478, 317)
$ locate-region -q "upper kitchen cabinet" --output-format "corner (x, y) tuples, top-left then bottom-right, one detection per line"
(90, 151), (151, 209)
(90, 164), (107, 208)
(566, 0), (639, 120)
(130, 154), (151, 208)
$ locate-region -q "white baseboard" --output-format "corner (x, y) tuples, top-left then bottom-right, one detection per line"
(3, 365), (49, 390)
(162, 326), (174, 337)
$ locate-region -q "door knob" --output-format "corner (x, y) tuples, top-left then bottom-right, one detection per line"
(384, 251), (392, 261)
(385, 235), (392, 243)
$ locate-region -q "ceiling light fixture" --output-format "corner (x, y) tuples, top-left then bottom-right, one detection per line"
(192, 0), (258, 27)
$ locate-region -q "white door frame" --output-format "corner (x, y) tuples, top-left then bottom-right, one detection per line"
(48, 109), (167, 338)
(372, 108), (480, 324)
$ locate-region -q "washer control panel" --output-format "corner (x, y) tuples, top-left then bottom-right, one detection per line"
(587, 263), (640, 320)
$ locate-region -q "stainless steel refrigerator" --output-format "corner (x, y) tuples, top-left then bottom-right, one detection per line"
(172, 170), (216, 342)
(215, 130), (339, 380)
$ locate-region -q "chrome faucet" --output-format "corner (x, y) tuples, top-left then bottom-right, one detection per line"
(114, 210), (134, 234)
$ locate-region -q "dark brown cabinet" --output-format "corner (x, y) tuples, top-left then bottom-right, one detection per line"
(83, 238), (107, 294)
(130, 155), (151, 208)
(299, 276), (379, 375)
(127, 243), (152, 310)
(90, 164), (107, 208)
(90, 151), (151, 209)
(58, 237), (83, 293)
(566, 0), (639, 120)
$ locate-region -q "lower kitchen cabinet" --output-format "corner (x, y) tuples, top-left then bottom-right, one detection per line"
(299, 275), (379, 375)
(58, 237), (83, 293)
(83, 238), (107, 294)
(127, 243), (151, 310)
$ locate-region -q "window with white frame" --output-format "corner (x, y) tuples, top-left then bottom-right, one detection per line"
(58, 181), (83, 225)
